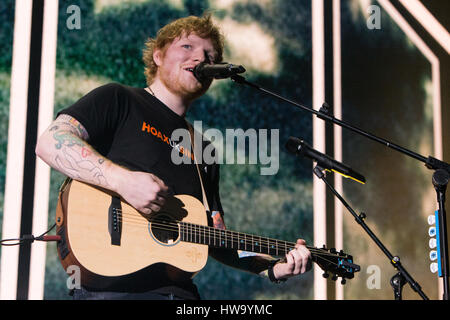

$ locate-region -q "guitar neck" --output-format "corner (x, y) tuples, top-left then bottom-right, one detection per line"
(179, 221), (297, 257)
(176, 221), (360, 279)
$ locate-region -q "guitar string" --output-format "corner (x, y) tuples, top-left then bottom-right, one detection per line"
(116, 215), (343, 258)
(116, 217), (343, 270)
(116, 211), (324, 254)
(116, 214), (341, 257)
(113, 210), (344, 259)
(116, 211), (327, 255)
(112, 217), (348, 273)
(117, 215), (324, 254)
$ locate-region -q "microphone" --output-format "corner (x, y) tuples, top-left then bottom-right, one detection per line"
(285, 136), (366, 184)
(193, 62), (246, 81)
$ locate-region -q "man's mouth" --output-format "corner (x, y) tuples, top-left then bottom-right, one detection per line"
(184, 66), (210, 86)
(184, 67), (201, 83)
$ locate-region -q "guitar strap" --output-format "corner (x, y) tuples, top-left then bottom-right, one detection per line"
(186, 121), (211, 214)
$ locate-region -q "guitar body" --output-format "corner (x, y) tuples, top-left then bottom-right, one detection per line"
(56, 179), (209, 291)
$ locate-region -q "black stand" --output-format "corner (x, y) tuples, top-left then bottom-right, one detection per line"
(230, 74), (450, 300)
(391, 272), (406, 300)
(313, 165), (428, 300)
(433, 169), (449, 300)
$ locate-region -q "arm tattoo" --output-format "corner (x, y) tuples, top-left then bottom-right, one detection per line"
(54, 114), (89, 140)
(51, 114), (109, 187)
(55, 148), (108, 186)
(53, 130), (84, 149)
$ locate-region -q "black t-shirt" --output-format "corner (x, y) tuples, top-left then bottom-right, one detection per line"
(58, 83), (224, 299)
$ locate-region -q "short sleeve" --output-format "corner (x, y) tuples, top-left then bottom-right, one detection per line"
(57, 83), (128, 156)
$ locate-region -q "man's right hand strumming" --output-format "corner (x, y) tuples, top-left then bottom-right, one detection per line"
(115, 170), (171, 216)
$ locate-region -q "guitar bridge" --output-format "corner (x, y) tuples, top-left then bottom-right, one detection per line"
(108, 196), (122, 246)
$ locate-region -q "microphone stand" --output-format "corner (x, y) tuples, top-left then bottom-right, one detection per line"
(433, 169), (449, 300)
(230, 74), (450, 300)
(313, 165), (427, 300)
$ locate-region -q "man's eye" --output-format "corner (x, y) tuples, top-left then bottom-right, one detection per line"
(182, 44), (191, 49)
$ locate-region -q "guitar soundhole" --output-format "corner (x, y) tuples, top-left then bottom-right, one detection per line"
(149, 214), (179, 246)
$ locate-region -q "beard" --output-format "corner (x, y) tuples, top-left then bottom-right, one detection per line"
(158, 64), (213, 101)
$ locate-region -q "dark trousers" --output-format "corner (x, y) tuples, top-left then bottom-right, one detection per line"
(72, 287), (186, 300)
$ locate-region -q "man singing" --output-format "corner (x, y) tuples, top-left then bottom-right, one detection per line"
(35, 14), (311, 300)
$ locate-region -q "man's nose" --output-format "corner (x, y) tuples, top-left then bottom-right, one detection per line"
(191, 49), (207, 63)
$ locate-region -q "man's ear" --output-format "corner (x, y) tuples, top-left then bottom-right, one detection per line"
(153, 48), (163, 67)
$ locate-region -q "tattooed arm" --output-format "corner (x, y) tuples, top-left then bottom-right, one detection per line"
(35, 114), (115, 188)
(35, 114), (170, 215)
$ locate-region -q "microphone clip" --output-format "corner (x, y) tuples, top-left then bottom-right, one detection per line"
(313, 165), (326, 179)
(317, 102), (333, 121)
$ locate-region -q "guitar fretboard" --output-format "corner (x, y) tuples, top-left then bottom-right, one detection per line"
(179, 221), (296, 256)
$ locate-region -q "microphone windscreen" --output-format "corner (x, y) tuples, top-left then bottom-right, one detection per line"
(285, 137), (301, 154)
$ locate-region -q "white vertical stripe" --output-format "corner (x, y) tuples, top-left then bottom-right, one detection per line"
(332, 0), (344, 301)
(312, 0), (327, 300)
(431, 63), (442, 161)
(398, 0), (450, 54)
(28, 0), (59, 300)
(0, 0), (33, 300)
(377, 0), (443, 299)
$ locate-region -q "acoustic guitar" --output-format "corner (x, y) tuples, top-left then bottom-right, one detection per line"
(55, 179), (360, 290)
